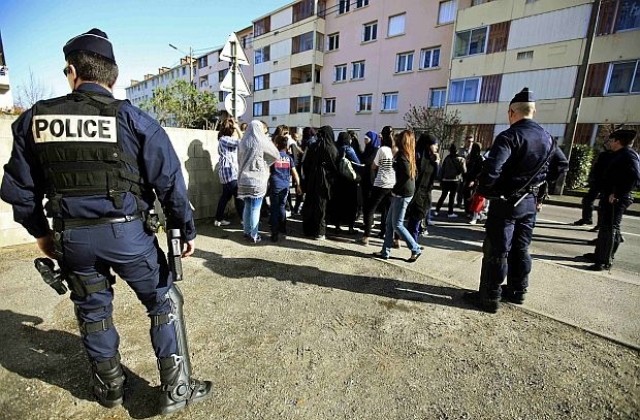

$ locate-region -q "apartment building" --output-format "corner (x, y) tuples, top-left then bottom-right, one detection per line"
(251, 0), (326, 131)
(447, 0), (640, 148)
(0, 31), (12, 111)
(321, 0), (455, 134)
(126, 57), (195, 110)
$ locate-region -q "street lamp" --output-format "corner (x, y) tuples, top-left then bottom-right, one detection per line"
(169, 43), (194, 84)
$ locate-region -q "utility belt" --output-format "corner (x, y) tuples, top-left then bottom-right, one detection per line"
(52, 213), (143, 231)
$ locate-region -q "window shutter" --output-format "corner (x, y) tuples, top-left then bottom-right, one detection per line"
(479, 74), (502, 103)
(596, 0), (617, 36)
(486, 21), (510, 54)
(583, 62), (609, 97)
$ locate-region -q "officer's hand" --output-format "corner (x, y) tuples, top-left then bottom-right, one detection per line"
(36, 232), (56, 259)
(182, 239), (195, 258)
(608, 193), (617, 204)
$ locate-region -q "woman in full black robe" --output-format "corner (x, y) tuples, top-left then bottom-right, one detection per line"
(302, 126), (339, 238)
(329, 132), (361, 234)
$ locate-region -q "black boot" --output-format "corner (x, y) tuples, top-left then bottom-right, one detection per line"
(157, 285), (213, 415)
(92, 354), (126, 408)
(463, 291), (499, 313)
(158, 356), (213, 415)
(501, 285), (526, 304)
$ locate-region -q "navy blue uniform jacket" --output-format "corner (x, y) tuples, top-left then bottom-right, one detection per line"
(0, 83), (196, 241)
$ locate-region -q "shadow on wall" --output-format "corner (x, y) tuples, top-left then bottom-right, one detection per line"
(186, 139), (218, 220)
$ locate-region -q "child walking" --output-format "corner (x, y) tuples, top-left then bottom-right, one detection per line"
(270, 135), (301, 242)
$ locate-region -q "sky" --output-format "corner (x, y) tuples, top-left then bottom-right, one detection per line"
(0, 0), (287, 101)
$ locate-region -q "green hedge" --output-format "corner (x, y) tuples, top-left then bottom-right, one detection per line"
(566, 145), (595, 190)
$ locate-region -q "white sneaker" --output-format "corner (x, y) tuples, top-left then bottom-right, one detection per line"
(468, 219), (477, 225)
(214, 220), (231, 227)
(421, 230), (429, 237)
(447, 213), (458, 219)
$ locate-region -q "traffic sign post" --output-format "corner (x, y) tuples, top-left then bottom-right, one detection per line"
(220, 33), (251, 119)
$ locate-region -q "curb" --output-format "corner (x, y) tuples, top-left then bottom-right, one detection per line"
(545, 197), (640, 217)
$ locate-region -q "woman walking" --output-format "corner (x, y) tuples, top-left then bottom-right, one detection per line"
(373, 130), (422, 262)
(237, 120), (280, 243)
(435, 143), (466, 218)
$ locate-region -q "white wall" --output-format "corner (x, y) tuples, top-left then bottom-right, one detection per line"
(271, 39), (292, 61)
(271, 7), (292, 31)
(271, 69), (291, 88)
(499, 67), (578, 101)
(270, 98), (290, 115)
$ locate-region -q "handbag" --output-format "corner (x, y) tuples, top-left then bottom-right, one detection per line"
(469, 193), (486, 213)
(338, 156), (360, 182)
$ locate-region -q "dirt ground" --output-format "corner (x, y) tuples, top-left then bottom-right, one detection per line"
(0, 220), (638, 419)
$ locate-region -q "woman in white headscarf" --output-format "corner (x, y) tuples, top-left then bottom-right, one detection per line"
(237, 120), (280, 243)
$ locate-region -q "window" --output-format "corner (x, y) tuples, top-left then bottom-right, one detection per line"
(420, 47), (441, 69)
(606, 60), (640, 94)
(253, 101), (269, 117)
(356, 0), (369, 7)
(328, 33), (340, 51)
(313, 96), (322, 114)
(218, 91), (226, 102)
(254, 16), (271, 37)
(438, 0), (457, 24)
(254, 74), (270, 91)
(396, 52), (414, 73)
(293, 0), (314, 23)
(352, 61), (365, 79)
(517, 50), (534, 60)
(197, 56), (208, 69)
(382, 92), (398, 111)
(255, 46), (270, 64)
(448, 78), (481, 103)
(324, 98), (336, 114)
(363, 21), (378, 42)
(291, 96), (311, 113)
(338, 0), (350, 14)
(615, 0), (640, 31)
(335, 64), (347, 82)
(388, 14), (406, 37)
(218, 69), (228, 82)
(292, 31), (315, 54)
(357, 94), (373, 112)
(429, 88), (447, 108)
(454, 27), (488, 57)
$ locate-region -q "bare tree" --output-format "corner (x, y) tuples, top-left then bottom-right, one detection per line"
(15, 68), (53, 108)
(404, 105), (464, 150)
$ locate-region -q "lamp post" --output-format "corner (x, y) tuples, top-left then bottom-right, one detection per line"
(169, 43), (194, 85)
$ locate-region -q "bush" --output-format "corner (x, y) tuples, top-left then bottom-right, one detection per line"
(566, 145), (594, 190)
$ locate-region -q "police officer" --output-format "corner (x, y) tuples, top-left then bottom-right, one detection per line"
(572, 142), (613, 228)
(0, 29), (211, 414)
(584, 129), (640, 271)
(463, 88), (568, 313)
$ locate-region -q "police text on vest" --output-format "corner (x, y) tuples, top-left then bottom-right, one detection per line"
(32, 115), (117, 143)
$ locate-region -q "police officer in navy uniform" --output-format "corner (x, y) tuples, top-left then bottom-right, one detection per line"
(584, 129), (639, 271)
(463, 88), (568, 313)
(0, 29), (211, 414)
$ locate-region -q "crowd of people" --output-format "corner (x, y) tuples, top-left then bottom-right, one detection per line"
(212, 118), (502, 260)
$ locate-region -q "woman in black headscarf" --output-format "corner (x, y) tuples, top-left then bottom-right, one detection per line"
(329, 132), (361, 234)
(302, 126), (339, 239)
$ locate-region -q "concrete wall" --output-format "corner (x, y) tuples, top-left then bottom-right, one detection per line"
(0, 115), (223, 248)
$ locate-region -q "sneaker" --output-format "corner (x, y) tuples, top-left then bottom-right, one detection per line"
(251, 235), (262, 244)
(501, 285), (526, 304)
(420, 229), (429, 237)
(469, 219), (477, 225)
(573, 219), (593, 226)
(587, 263), (610, 271)
(355, 236), (369, 245)
(316, 235), (326, 241)
(447, 213), (458, 219)
(214, 220), (231, 227)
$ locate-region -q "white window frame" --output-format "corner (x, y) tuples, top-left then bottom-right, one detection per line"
(328, 33), (340, 51)
(429, 88), (447, 108)
(335, 64), (347, 82)
(388, 13), (406, 37)
(454, 27), (488, 58)
(255, 47), (270, 64)
(352, 61), (365, 80)
(357, 94), (373, 112)
(253, 102), (265, 117)
(382, 92), (399, 111)
(324, 98), (336, 114)
(605, 60), (640, 95)
(254, 74), (267, 91)
(395, 51), (414, 73)
(438, 0), (458, 25)
(338, 0), (350, 14)
(420, 47), (441, 69)
(448, 77), (482, 104)
(362, 21), (378, 42)
(355, 0), (369, 8)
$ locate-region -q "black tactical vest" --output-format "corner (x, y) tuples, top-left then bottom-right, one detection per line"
(31, 92), (145, 213)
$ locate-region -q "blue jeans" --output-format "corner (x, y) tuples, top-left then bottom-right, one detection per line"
(243, 196), (264, 240)
(215, 180), (243, 221)
(270, 188), (289, 233)
(381, 196), (421, 257)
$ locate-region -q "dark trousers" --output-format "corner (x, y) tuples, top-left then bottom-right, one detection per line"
(270, 188), (289, 234)
(436, 181), (459, 214)
(594, 196), (631, 266)
(580, 186), (600, 223)
(479, 196), (537, 300)
(362, 186), (392, 237)
(63, 220), (177, 362)
(215, 180), (243, 221)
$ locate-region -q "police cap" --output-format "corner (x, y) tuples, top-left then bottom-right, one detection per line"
(510, 87), (535, 105)
(63, 28), (116, 63)
(609, 129), (637, 142)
